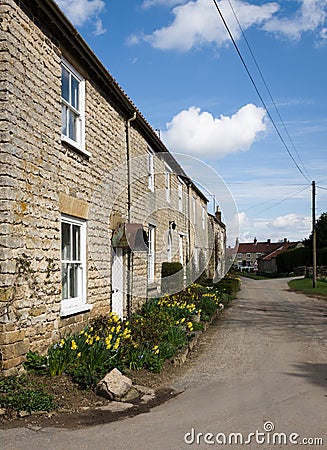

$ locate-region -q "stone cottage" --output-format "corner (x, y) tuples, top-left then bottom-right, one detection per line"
(0, 0), (226, 373)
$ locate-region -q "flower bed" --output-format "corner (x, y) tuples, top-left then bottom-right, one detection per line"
(1, 276), (241, 416)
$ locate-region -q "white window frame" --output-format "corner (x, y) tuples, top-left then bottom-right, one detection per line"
(148, 225), (155, 282)
(60, 214), (90, 317)
(61, 58), (87, 155)
(178, 178), (183, 212)
(165, 164), (171, 203)
(193, 197), (197, 224)
(246, 253), (251, 258)
(202, 205), (206, 230)
(148, 149), (154, 192)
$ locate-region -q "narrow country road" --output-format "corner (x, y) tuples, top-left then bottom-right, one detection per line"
(1, 277), (326, 449)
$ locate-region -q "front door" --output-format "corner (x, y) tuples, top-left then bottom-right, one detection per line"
(111, 247), (124, 319)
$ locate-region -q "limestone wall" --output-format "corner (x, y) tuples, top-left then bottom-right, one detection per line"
(0, 0), (225, 373)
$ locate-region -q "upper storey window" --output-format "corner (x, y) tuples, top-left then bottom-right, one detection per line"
(148, 150), (154, 192)
(61, 59), (86, 153)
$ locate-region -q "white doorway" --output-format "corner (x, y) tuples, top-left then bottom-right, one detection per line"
(111, 247), (124, 319)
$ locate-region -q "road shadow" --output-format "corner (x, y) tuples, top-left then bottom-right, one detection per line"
(286, 362), (327, 390)
(226, 301), (326, 339)
(225, 280), (327, 343)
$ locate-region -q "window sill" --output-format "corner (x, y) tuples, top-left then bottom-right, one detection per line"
(60, 303), (92, 318)
(61, 136), (91, 158)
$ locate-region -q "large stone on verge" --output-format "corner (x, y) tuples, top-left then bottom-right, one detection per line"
(121, 387), (139, 403)
(96, 368), (132, 400)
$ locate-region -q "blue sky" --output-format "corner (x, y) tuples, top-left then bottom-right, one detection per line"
(55, 0), (327, 245)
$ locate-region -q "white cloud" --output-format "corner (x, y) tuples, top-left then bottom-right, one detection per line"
(271, 213), (309, 230)
(138, 0), (327, 51)
(161, 104), (267, 158)
(141, 0), (279, 51)
(142, 0), (187, 8)
(94, 18), (107, 36)
(235, 212), (311, 243)
(55, 0), (106, 33)
(263, 0), (327, 41)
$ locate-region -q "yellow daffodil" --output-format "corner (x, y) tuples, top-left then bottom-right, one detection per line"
(186, 322), (193, 331)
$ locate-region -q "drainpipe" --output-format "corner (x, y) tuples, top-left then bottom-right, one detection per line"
(126, 112), (137, 317)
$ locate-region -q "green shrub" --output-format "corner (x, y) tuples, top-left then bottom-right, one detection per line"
(161, 262), (184, 294)
(161, 261), (183, 278)
(23, 351), (47, 374)
(276, 247), (311, 273)
(0, 376), (57, 413)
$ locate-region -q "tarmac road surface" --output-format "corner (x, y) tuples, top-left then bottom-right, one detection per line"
(1, 277), (326, 449)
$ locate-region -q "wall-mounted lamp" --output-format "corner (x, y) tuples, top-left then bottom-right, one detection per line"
(169, 221), (177, 230)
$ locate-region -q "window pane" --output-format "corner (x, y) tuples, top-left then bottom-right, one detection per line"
(69, 263), (79, 298)
(71, 75), (79, 110)
(62, 263), (68, 299)
(68, 110), (77, 141)
(62, 104), (68, 136)
(61, 67), (70, 102)
(72, 225), (80, 261)
(61, 222), (71, 260)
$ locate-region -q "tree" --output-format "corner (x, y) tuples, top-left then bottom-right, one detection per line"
(304, 212), (327, 249)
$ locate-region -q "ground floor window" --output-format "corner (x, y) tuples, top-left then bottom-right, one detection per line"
(61, 214), (88, 316)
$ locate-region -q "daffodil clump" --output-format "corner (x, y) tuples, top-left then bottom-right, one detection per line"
(46, 312), (132, 386)
(157, 295), (197, 319)
(29, 275), (240, 387)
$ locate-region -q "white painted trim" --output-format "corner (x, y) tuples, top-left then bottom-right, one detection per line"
(61, 58), (86, 154)
(60, 303), (92, 318)
(61, 214), (87, 315)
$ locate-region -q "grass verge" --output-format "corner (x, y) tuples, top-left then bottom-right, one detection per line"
(288, 277), (327, 298)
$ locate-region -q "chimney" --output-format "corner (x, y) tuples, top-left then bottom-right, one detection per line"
(284, 238), (287, 243)
(254, 237), (257, 245)
(215, 205), (221, 222)
(267, 239), (271, 244)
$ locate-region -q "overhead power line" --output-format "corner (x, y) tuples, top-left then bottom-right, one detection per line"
(226, 0), (311, 182)
(244, 185), (310, 214)
(211, 0), (311, 184)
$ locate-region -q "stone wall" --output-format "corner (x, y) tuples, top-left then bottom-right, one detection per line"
(0, 0), (128, 372)
(0, 0), (226, 374)
(294, 266), (327, 278)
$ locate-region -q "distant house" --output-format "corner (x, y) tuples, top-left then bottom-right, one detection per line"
(257, 242), (303, 274)
(234, 238), (300, 272)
